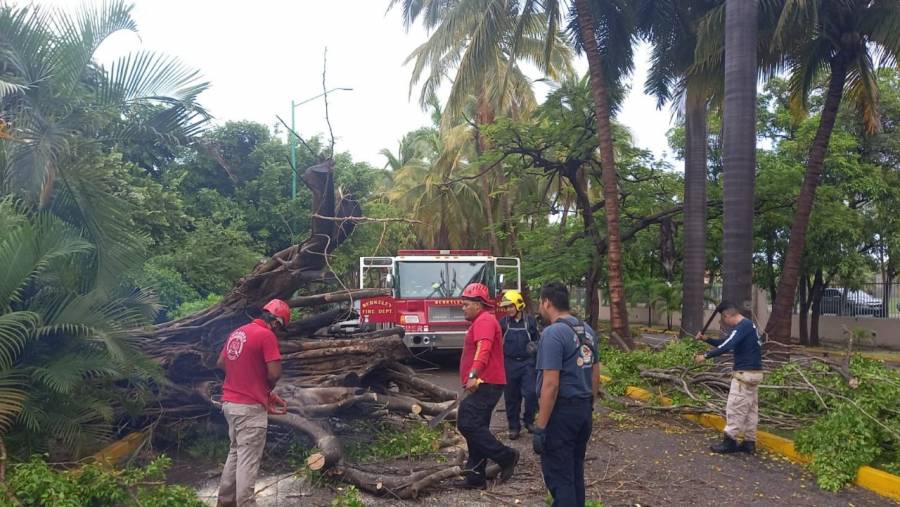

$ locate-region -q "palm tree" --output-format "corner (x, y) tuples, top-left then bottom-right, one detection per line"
(545, 0), (637, 345)
(389, 0), (574, 255)
(0, 200), (159, 455)
(383, 102), (485, 249)
(638, 0), (722, 338)
(765, 0), (900, 341)
(718, 0), (759, 313)
(0, 1), (209, 280)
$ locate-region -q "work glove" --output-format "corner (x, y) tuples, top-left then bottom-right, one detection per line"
(532, 426), (546, 455)
(526, 341), (538, 357)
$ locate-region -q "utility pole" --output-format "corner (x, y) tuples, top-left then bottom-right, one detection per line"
(289, 87), (353, 198)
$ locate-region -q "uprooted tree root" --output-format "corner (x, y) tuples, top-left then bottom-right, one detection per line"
(132, 160), (474, 498)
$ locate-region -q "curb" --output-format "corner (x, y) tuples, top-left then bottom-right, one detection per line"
(600, 375), (900, 503)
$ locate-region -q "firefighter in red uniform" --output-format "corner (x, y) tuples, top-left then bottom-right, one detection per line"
(216, 299), (289, 507)
(456, 283), (520, 489)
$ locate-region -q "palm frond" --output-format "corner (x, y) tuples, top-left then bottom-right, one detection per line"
(0, 312), (38, 371)
(0, 371), (28, 432)
(844, 51), (881, 134)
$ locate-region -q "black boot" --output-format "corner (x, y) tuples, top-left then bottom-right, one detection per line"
(710, 434), (739, 454)
(738, 440), (756, 454)
(498, 448), (520, 484)
(508, 428), (520, 440)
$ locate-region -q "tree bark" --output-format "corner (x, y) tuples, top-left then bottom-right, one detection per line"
(722, 0), (758, 314)
(766, 56), (849, 341)
(809, 269), (825, 347)
(681, 85), (708, 338)
(798, 274), (810, 346)
(574, 0), (630, 342)
(475, 93), (501, 255)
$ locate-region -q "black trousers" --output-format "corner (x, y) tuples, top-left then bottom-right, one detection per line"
(503, 358), (538, 431)
(457, 383), (517, 484)
(541, 397), (593, 507)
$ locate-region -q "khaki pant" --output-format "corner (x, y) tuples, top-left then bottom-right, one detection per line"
(723, 370), (763, 442)
(217, 402), (268, 507)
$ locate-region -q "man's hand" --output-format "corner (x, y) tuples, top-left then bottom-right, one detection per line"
(465, 377), (482, 392)
(693, 353), (707, 364)
(532, 426), (546, 455)
(694, 332), (706, 341)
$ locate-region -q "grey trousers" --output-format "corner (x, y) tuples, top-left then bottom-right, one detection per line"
(217, 402), (268, 507)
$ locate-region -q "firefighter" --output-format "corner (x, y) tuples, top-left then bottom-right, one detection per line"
(694, 300), (763, 454)
(217, 299), (288, 507)
(498, 289), (540, 440)
(532, 282), (600, 507)
(456, 283), (519, 489)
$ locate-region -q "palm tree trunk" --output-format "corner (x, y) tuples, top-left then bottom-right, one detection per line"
(680, 84), (708, 338)
(766, 56), (849, 341)
(721, 0), (758, 314)
(574, 0), (630, 343)
(475, 94), (501, 254)
(809, 268), (824, 347)
(798, 274), (809, 346)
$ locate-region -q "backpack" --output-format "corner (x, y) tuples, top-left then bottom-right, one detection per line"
(557, 318), (598, 368)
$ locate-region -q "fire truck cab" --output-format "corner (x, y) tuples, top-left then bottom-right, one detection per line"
(358, 250), (521, 351)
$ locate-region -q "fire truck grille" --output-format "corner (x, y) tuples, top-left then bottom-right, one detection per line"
(428, 306), (466, 322)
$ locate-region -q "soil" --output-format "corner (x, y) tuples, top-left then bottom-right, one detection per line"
(178, 357), (894, 507)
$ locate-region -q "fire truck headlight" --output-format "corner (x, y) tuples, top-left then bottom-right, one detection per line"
(400, 314), (420, 324)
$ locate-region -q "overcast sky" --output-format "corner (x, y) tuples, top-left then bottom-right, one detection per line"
(29, 0), (676, 168)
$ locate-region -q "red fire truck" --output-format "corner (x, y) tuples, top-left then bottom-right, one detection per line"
(357, 250), (521, 351)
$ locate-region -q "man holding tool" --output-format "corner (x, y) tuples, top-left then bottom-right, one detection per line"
(694, 300), (763, 454)
(216, 299), (289, 507)
(456, 283), (519, 489)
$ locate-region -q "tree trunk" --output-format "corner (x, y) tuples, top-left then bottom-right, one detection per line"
(798, 275), (810, 346)
(721, 0), (758, 314)
(437, 192), (451, 250)
(766, 56), (849, 341)
(809, 269), (825, 347)
(765, 228), (777, 305)
(586, 257), (602, 330)
(475, 94), (502, 254)
(680, 85), (708, 338)
(574, 0), (630, 342)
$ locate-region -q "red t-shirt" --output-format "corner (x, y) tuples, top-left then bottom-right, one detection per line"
(220, 319), (282, 407)
(459, 310), (506, 386)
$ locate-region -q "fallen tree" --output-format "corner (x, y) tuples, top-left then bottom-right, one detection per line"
(134, 160), (468, 498)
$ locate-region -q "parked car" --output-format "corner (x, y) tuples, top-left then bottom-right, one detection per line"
(821, 288), (885, 317)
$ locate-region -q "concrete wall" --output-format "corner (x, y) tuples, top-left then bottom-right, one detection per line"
(597, 287), (900, 350)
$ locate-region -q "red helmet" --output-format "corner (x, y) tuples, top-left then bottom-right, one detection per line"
(461, 283), (492, 306)
(262, 299), (291, 326)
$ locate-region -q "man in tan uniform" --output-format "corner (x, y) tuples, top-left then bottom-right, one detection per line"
(695, 301), (764, 453)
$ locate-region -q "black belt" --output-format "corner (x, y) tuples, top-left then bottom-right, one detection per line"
(505, 355), (531, 361)
(554, 396), (592, 406)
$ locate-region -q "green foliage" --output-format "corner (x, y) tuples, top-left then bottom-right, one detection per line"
(600, 339), (706, 396)
(184, 431), (229, 463)
(346, 421), (442, 462)
(792, 355), (900, 491)
(170, 294), (223, 321)
(330, 485), (364, 507)
(0, 455), (204, 507)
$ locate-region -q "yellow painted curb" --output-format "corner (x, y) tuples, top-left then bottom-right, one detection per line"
(600, 376), (900, 502)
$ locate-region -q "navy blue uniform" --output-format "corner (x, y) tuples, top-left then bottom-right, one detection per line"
(704, 318), (762, 370)
(499, 314), (540, 432)
(536, 316), (599, 507)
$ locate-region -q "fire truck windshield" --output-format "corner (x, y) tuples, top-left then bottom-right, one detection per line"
(396, 261), (491, 298)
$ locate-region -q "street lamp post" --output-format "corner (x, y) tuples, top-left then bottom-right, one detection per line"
(289, 87), (353, 199)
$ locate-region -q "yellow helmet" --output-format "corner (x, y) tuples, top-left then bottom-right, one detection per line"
(500, 289), (525, 311)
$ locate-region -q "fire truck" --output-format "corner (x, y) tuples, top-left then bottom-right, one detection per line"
(357, 250), (521, 351)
